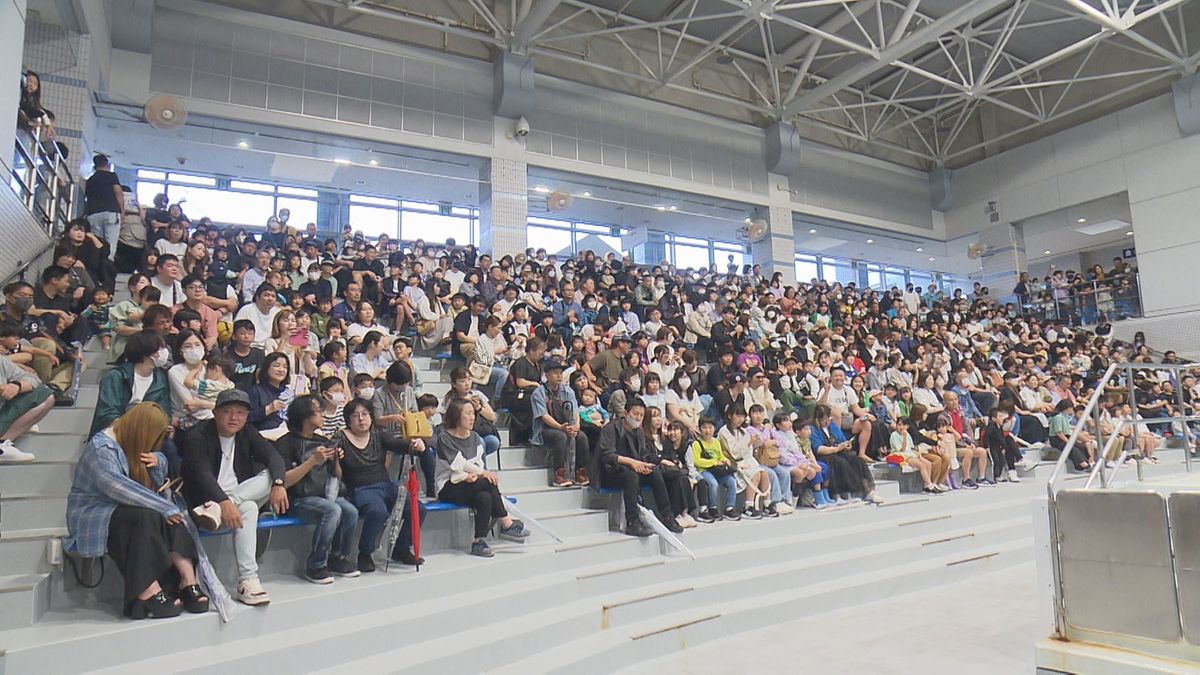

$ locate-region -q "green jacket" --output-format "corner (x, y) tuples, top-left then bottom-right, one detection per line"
(90, 362), (172, 436)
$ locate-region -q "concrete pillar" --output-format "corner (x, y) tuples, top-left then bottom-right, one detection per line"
(0, 0), (29, 176)
(478, 157), (528, 259)
(979, 221), (1027, 299)
(750, 173), (796, 285)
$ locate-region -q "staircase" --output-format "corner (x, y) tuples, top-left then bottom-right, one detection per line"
(3, 334), (1198, 673)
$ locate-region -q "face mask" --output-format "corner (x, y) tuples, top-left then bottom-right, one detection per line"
(152, 347), (172, 369)
(587, 301), (597, 309)
(358, 386), (376, 400)
(629, 377), (642, 391)
(308, 271), (320, 281)
(182, 346), (205, 365)
(678, 377), (691, 389)
(12, 297), (33, 312)
(329, 392), (347, 406)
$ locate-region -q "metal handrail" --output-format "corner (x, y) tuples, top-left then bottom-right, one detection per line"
(11, 123), (76, 237)
(1046, 363), (1118, 490)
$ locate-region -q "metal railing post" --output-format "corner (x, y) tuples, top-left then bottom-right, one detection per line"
(1175, 376), (1193, 473)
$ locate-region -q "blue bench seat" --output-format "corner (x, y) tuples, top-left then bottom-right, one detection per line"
(199, 497), (521, 535)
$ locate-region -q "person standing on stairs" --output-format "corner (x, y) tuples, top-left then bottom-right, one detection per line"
(0, 345), (55, 462)
(434, 398), (529, 558)
(597, 397), (684, 537)
(532, 360), (590, 488)
(181, 388), (288, 606)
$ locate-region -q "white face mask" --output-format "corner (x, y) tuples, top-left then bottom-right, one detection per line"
(182, 346), (205, 365)
(678, 377), (691, 389)
(329, 392), (347, 405)
(629, 377), (642, 391)
(358, 386), (376, 400)
(152, 346), (172, 369)
(587, 301), (597, 309)
(308, 271), (320, 281)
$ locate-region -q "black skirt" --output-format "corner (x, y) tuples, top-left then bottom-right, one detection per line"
(106, 505), (197, 606)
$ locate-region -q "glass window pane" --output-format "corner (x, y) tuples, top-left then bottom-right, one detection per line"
(820, 258), (855, 285)
(166, 185), (274, 226)
(451, 206), (473, 216)
(277, 197), (318, 231)
(278, 186), (319, 197)
(136, 181), (164, 208)
(400, 200), (438, 212)
(529, 225), (574, 256)
(674, 235), (707, 246)
(230, 180), (275, 193)
(402, 212), (472, 245)
(910, 272), (933, 289)
(348, 204), (399, 239)
(574, 222), (610, 234)
(795, 258), (819, 283)
(884, 267), (907, 290)
(717, 248), (748, 274)
(137, 169), (166, 180)
(528, 216), (568, 227)
(673, 244), (709, 270)
(166, 172), (216, 186)
(573, 232), (623, 257)
(351, 194), (398, 207)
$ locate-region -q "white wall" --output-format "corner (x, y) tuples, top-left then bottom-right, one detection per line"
(945, 93), (1200, 317)
(1, 0), (29, 177)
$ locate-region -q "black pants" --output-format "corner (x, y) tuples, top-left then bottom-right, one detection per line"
(1051, 436), (1091, 470)
(602, 464), (671, 525)
(106, 505), (197, 606)
(1017, 415), (1047, 444)
(438, 479), (509, 539)
(988, 437), (1021, 477)
(820, 450), (874, 496)
(542, 428), (590, 472)
(663, 467), (695, 516)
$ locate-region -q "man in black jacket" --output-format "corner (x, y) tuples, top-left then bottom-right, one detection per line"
(597, 398), (683, 537)
(181, 388), (287, 606)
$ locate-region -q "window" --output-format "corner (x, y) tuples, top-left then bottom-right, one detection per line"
(135, 168), (323, 231)
(347, 204), (399, 239)
(673, 243), (710, 270)
(277, 186), (318, 198)
(795, 255), (819, 283)
(400, 200), (438, 212)
(136, 169), (166, 180)
(277, 197), (318, 229)
(884, 266), (907, 291)
(136, 181), (164, 208)
(910, 271), (934, 290)
(230, 180), (275, 193)
(821, 257), (856, 285)
(351, 195), (398, 207)
(402, 211), (472, 245)
(166, 185), (275, 226)
(166, 172), (216, 186)
(527, 225), (573, 256)
(865, 263), (884, 289)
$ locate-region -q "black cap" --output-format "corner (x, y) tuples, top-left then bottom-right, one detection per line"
(215, 388), (252, 410)
(543, 360), (566, 372)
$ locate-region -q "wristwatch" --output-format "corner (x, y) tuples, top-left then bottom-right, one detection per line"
(273, 478), (285, 487)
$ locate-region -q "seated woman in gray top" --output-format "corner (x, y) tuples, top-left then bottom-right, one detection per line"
(433, 398), (529, 558)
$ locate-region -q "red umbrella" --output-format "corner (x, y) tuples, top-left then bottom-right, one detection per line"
(406, 454), (422, 571)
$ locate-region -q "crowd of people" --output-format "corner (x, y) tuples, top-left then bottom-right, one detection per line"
(0, 148), (1193, 622)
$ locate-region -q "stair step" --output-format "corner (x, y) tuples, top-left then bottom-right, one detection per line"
(0, 462), (76, 497)
(0, 495), (67, 531)
(19, 433), (90, 462)
(36, 407), (95, 433)
(505, 485), (585, 512)
(0, 573), (51, 631)
(0, 530), (60, 574)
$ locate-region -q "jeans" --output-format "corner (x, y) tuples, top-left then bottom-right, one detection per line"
(487, 366), (508, 402)
(350, 480), (427, 556)
(699, 470), (737, 509)
(86, 211), (120, 261)
(540, 427), (590, 472)
(764, 464), (791, 503)
(225, 470), (271, 582)
(289, 496), (359, 569)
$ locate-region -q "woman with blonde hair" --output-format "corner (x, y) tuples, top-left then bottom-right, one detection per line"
(264, 309), (316, 391)
(66, 403), (208, 619)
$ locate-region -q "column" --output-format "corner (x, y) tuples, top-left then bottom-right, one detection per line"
(0, 0), (29, 176)
(980, 221), (1027, 299)
(478, 157), (528, 259)
(749, 173), (796, 286)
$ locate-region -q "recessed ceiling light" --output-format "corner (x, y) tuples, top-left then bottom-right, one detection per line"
(582, 191), (591, 197)
(655, 205), (666, 211)
(368, 158), (379, 166)
(1043, 250), (1052, 255)
(1125, 231), (1133, 236)
(668, 205), (677, 211)
(744, 218), (752, 224)
(333, 158), (351, 165)
(1077, 217), (1087, 223)
(533, 186), (551, 193)
(866, 239), (874, 244)
(808, 228), (817, 234)
(915, 247), (923, 252)
(928, 257), (936, 262)
(236, 140), (248, 149)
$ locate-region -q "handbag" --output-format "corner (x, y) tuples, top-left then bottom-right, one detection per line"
(467, 360), (492, 385)
(402, 410), (432, 439)
(753, 440), (781, 467)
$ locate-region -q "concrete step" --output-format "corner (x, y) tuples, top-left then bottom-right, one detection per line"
(505, 485), (586, 512)
(0, 529), (60, 574)
(34, 407), (94, 434)
(0, 495), (67, 531)
(496, 444), (547, 470)
(538, 509), (613, 537)
(0, 462), (76, 497)
(0, 573), (50, 631)
(495, 466), (555, 492)
(19, 433), (90, 463)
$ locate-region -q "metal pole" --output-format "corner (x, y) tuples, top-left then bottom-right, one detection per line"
(1128, 364), (1140, 456)
(1174, 373), (1192, 473)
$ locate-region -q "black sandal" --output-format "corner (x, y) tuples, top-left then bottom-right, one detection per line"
(178, 584), (209, 614)
(126, 591), (183, 620)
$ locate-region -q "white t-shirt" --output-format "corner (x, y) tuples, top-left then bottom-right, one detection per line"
(130, 371), (153, 404)
(819, 385), (857, 417)
(151, 276), (184, 307)
(234, 303), (280, 348)
(217, 435), (238, 494)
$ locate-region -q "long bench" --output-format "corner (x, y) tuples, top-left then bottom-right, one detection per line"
(197, 497), (520, 537)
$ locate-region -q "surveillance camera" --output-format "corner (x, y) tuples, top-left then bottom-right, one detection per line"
(515, 116), (530, 137)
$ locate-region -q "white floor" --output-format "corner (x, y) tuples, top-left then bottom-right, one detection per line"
(620, 561), (1043, 675)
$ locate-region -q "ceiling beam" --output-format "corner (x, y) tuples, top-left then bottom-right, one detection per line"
(513, 0), (564, 47)
(777, 1), (874, 64)
(782, 0), (1012, 116)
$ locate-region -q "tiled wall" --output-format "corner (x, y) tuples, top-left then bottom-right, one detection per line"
(526, 85), (771, 197)
(22, 19), (93, 170)
(478, 158), (528, 258)
(148, 8), (494, 146)
(751, 204), (797, 285)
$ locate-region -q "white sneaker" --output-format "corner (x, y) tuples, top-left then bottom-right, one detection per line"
(1105, 460), (1117, 469)
(682, 513), (698, 528)
(775, 501), (795, 515)
(1007, 469), (1020, 483)
(864, 491), (885, 505)
(0, 440), (35, 463)
(237, 577), (270, 606)
(28, 424), (39, 434)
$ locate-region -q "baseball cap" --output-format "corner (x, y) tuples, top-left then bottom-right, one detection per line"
(215, 388), (252, 411)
